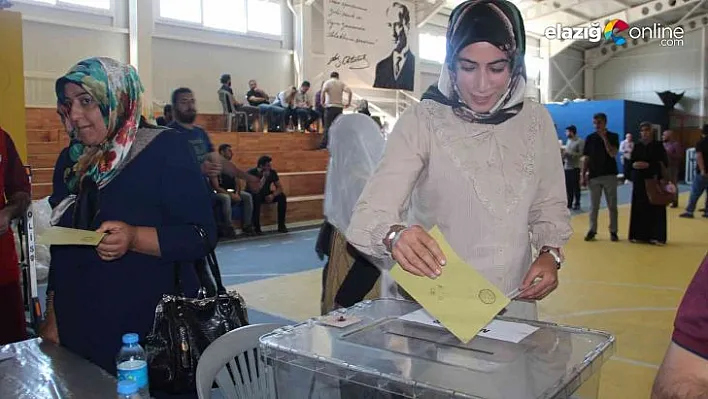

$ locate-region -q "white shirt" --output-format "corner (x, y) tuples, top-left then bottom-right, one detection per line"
(322, 78), (351, 108)
(619, 139), (634, 160)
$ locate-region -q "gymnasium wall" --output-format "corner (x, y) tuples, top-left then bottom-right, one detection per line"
(12, 0), (294, 114)
(594, 30), (705, 118)
(151, 28), (293, 114)
(15, 1), (130, 108)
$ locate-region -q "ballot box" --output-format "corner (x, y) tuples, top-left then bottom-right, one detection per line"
(259, 299), (615, 399)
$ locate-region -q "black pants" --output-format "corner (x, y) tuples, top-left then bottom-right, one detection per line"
(252, 192), (287, 230)
(295, 108), (319, 129)
(565, 168), (581, 208)
(321, 107), (343, 148)
(623, 159), (632, 182)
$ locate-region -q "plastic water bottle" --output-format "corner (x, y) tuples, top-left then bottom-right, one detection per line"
(117, 380), (141, 399)
(116, 333), (150, 399)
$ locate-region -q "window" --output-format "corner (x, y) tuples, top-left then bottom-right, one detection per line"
(158, 0), (282, 37)
(16, 0), (110, 10)
(61, 0), (110, 9)
(159, 0), (201, 24)
(248, 0), (281, 36)
(419, 33), (447, 64)
(203, 0), (247, 32)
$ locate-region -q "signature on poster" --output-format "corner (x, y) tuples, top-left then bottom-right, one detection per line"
(327, 53), (370, 70)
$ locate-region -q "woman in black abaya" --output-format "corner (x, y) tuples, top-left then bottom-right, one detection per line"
(629, 122), (669, 245)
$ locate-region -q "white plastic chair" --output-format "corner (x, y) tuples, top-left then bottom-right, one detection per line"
(196, 323), (285, 399)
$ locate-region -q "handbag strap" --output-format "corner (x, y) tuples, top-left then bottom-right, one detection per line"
(171, 225), (226, 296)
(193, 225), (228, 295)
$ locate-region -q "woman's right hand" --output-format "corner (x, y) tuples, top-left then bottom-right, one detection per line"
(391, 226), (446, 279)
(39, 308), (60, 345)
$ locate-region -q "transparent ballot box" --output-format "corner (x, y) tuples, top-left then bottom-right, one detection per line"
(259, 299), (615, 399)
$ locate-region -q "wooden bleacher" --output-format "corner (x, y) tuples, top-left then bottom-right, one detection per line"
(24, 107), (327, 228)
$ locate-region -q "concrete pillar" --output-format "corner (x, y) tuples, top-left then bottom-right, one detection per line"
(293, 0), (312, 84)
(128, 0), (154, 117)
(538, 38), (551, 103)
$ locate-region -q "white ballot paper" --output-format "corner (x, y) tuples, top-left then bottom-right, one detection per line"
(399, 309), (539, 344)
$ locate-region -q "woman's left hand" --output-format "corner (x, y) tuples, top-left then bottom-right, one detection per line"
(96, 221), (137, 261)
(517, 253), (559, 300)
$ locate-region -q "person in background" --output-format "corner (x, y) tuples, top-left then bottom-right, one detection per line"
(293, 81), (319, 132)
(247, 155), (288, 235)
(320, 71), (352, 149)
(651, 252), (708, 398)
(680, 124), (708, 219)
(218, 74), (261, 131)
(246, 79), (284, 132)
(357, 99), (372, 116)
(347, 0), (572, 320)
(662, 129), (683, 208)
(42, 58), (217, 389)
(215, 144), (254, 235)
(314, 81), (325, 127)
(272, 86), (297, 132)
(0, 127), (31, 345)
(628, 122), (669, 245)
(155, 104), (172, 126)
(168, 87), (259, 238)
(562, 125), (584, 210)
(320, 114), (385, 315)
(619, 132), (634, 183)
(581, 113), (620, 242)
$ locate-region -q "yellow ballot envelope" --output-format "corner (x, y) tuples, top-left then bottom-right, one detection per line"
(37, 226), (106, 246)
(390, 226), (511, 344)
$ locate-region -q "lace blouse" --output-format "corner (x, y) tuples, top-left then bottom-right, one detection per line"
(345, 99), (573, 295)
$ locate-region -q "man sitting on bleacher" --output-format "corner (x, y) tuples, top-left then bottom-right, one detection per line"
(294, 81), (319, 132)
(215, 144), (254, 235)
(218, 74), (260, 131)
(168, 87), (259, 238)
(247, 80), (286, 132)
(0, 126), (31, 345)
(247, 155), (288, 234)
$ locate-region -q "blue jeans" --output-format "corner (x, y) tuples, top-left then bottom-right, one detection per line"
(685, 175), (708, 214)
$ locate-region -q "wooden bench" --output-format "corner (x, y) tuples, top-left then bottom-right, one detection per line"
(23, 108), (329, 227)
(258, 194), (324, 228)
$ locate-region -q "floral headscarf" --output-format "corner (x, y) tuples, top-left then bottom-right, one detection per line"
(421, 0), (527, 125)
(55, 57), (144, 195)
(50, 57), (144, 228)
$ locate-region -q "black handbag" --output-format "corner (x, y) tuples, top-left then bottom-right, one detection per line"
(144, 225), (249, 394)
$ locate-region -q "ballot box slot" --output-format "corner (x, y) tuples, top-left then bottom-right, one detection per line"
(383, 330), (495, 356)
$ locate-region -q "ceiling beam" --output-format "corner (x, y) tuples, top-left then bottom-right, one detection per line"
(549, 0), (704, 57)
(522, 0), (586, 21)
(417, 0), (447, 28)
(585, 12), (708, 68)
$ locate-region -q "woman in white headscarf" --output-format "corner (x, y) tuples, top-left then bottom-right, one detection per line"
(318, 113), (387, 315)
(346, 0), (572, 320)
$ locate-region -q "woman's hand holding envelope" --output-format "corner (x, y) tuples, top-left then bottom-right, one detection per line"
(391, 225), (447, 279)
